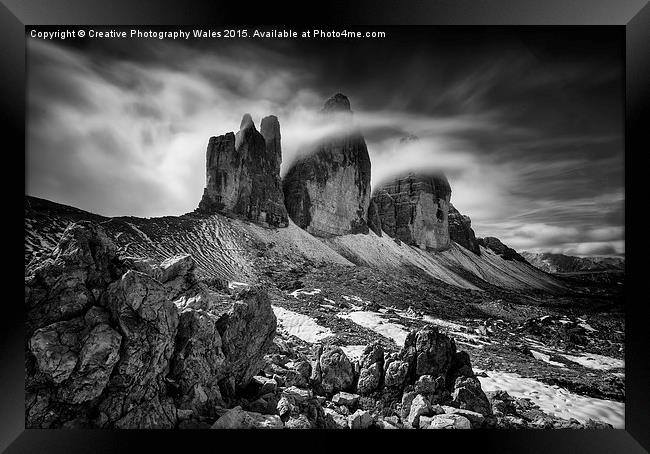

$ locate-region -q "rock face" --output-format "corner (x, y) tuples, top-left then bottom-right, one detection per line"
(372, 172), (452, 251)
(198, 114), (288, 228)
(448, 203), (480, 255)
(283, 94), (371, 237)
(478, 237), (527, 263)
(25, 221), (277, 429)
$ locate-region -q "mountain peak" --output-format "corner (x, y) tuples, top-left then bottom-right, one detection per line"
(322, 93), (352, 113)
(240, 113), (255, 131)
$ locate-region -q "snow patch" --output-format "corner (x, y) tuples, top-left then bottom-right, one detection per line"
(228, 281), (250, 290)
(530, 350), (567, 368)
(337, 311), (409, 346)
(340, 345), (367, 361)
(560, 353), (624, 371)
(476, 369), (624, 428)
(272, 306), (333, 343)
(290, 288), (321, 298)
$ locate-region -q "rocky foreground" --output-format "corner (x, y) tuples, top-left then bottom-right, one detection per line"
(25, 222), (616, 429)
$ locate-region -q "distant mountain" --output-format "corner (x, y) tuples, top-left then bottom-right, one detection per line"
(520, 251), (625, 274)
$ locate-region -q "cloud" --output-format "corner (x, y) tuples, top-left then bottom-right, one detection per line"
(26, 35), (624, 256)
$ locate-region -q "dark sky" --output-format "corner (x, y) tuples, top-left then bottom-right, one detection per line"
(26, 27), (624, 256)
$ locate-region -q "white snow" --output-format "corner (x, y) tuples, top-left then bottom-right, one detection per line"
(228, 281), (250, 290)
(456, 340), (484, 349)
(340, 345), (367, 361)
(421, 315), (467, 332)
(272, 306), (333, 343)
(337, 311), (409, 346)
(290, 288), (321, 298)
(530, 350), (567, 368)
(476, 369), (624, 428)
(560, 353), (624, 371)
(578, 322), (597, 332)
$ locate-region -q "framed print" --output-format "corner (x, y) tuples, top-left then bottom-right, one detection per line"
(3, 0), (649, 452)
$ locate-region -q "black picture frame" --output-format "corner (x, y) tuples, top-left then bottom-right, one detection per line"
(4, 1), (649, 452)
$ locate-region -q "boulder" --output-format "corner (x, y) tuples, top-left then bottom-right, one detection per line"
(285, 414), (313, 429)
(407, 394), (432, 428)
(384, 359), (409, 389)
(282, 386), (313, 403)
(170, 286), (276, 410)
(29, 317), (121, 401)
(400, 391), (418, 421)
(451, 376), (492, 416)
(324, 408), (350, 429)
(441, 406), (485, 428)
(283, 94), (371, 237)
(414, 374), (438, 395)
(317, 345), (355, 394)
(211, 406), (283, 429)
(198, 114), (288, 228)
(357, 342), (384, 395)
(372, 171), (452, 251)
(426, 414), (472, 429)
(25, 222), (126, 334)
(97, 269), (180, 428)
(215, 287), (278, 389)
(251, 376), (278, 396)
(400, 327), (456, 382)
(332, 392), (360, 407)
(348, 409), (374, 429)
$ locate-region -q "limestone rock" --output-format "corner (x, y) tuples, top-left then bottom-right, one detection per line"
(25, 222), (126, 334)
(477, 237), (527, 263)
(169, 297), (226, 415)
(407, 394), (431, 428)
(198, 114), (288, 227)
(215, 287), (278, 389)
(283, 94), (371, 237)
(448, 203), (480, 255)
(384, 359), (409, 389)
(427, 414), (472, 429)
(317, 345), (355, 394)
(332, 391), (360, 407)
(451, 376), (492, 416)
(348, 409), (373, 429)
(98, 269), (180, 428)
(400, 326), (456, 382)
(441, 406), (485, 428)
(25, 221), (277, 429)
(372, 172), (452, 251)
(324, 408), (349, 429)
(414, 374), (438, 395)
(357, 342), (384, 395)
(211, 406), (283, 429)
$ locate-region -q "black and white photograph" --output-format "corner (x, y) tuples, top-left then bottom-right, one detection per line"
(24, 25), (627, 431)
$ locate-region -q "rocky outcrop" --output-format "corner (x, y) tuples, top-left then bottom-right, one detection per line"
(478, 237), (527, 263)
(448, 203), (480, 255)
(282, 94), (371, 237)
(25, 221), (277, 429)
(372, 172), (452, 251)
(198, 114), (288, 228)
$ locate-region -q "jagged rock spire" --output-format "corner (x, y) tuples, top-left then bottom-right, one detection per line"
(198, 114), (288, 228)
(283, 94), (371, 237)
